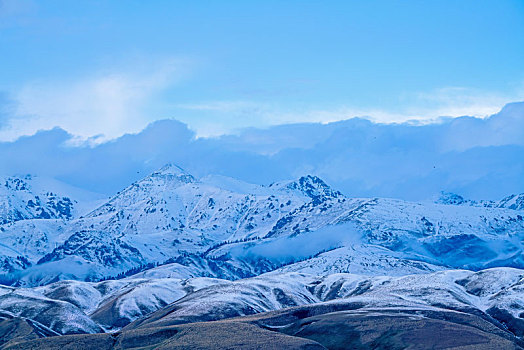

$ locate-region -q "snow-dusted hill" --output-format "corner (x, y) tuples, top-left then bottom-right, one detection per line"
(0, 276), (221, 334)
(0, 164), (523, 286)
(2, 268), (524, 343)
(127, 268), (524, 339)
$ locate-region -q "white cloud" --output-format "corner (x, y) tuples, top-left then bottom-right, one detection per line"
(276, 87), (524, 126)
(403, 86), (524, 120)
(176, 101), (261, 112)
(0, 57), (191, 142)
(1, 66), (523, 141)
(175, 85), (524, 137)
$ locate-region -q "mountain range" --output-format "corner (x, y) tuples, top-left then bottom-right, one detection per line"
(0, 164), (523, 348)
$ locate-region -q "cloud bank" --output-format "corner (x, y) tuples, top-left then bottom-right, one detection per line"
(0, 102), (523, 201)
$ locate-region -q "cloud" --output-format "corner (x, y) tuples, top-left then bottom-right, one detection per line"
(1, 58), (522, 143)
(176, 101), (261, 112)
(280, 87), (524, 125)
(173, 100), (275, 137)
(404, 86), (524, 119)
(235, 223), (361, 263)
(0, 92), (14, 127)
(170, 85), (524, 137)
(0, 57), (192, 143)
(0, 101), (523, 201)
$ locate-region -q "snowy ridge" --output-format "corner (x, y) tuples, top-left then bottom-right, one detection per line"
(0, 174), (104, 225)
(499, 193), (524, 211)
(1, 268), (524, 339)
(0, 164), (523, 286)
(436, 190), (524, 210)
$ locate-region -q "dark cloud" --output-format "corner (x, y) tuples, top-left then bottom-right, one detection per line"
(0, 102), (523, 200)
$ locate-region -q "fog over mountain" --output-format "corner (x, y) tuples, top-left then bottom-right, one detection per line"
(1, 102), (522, 200)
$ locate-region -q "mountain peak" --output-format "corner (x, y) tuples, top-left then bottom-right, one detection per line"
(148, 163), (196, 184)
(154, 163), (190, 176)
(436, 191), (466, 205)
(498, 193), (524, 211)
(285, 175), (343, 203)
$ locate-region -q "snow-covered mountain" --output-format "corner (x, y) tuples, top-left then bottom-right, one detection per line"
(0, 164), (523, 286)
(0, 174), (105, 225)
(1, 164), (524, 348)
(499, 193), (524, 211)
(436, 190), (524, 210)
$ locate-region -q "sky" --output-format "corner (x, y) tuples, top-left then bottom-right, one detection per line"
(1, 0), (524, 141)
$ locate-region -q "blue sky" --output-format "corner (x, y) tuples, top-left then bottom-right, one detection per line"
(1, 0), (524, 141)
